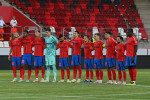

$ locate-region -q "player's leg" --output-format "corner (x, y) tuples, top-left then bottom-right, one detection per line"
(71, 55), (77, 82)
(58, 58), (65, 82)
(105, 58), (113, 84)
(17, 57), (24, 82)
(20, 54), (27, 82)
(11, 57), (17, 82)
(39, 57), (45, 82)
(111, 67), (117, 84)
(45, 65), (50, 82)
(122, 69), (126, 85)
(65, 67), (71, 83)
(26, 54), (32, 82)
(116, 61), (122, 84)
(77, 55), (82, 81)
(33, 56), (39, 82)
(99, 68), (103, 83)
(94, 68), (100, 83)
(52, 64), (57, 82)
(89, 59), (93, 83)
(83, 59), (89, 83)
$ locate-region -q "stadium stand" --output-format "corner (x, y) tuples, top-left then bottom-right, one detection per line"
(6, 0), (148, 40)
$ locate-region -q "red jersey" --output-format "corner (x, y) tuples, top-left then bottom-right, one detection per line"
(106, 38), (117, 58)
(9, 38), (22, 57)
(57, 40), (72, 58)
(33, 37), (45, 56)
(83, 42), (93, 59)
(116, 43), (126, 61)
(93, 40), (104, 59)
(70, 38), (84, 55)
(20, 36), (34, 54)
(126, 36), (138, 57)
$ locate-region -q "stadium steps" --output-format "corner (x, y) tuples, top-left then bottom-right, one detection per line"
(134, 0), (150, 36)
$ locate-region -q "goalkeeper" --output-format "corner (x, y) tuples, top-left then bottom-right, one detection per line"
(44, 28), (58, 82)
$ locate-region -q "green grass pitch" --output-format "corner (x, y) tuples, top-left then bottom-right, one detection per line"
(0, 69), (150, 100)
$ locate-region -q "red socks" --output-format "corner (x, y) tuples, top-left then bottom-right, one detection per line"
(13, 66), (17, 78)
(100, 71), (103, 80)
(19, 66), (22, 78)
(73, 66), (77, 79)
(118, 72), (122, 82)
(28, 70), (32, 80)
(132, 68), (137, 82)
(107, 70), (112, 80)
(129, 69), (133, 81)
(41, 67), (45, 79)
(86, 70), (89, 80)
(78, 66), (82, 79)
(35, 67), (39, 79)
(96, 71), (99, 80)
(61, 69), (65, 80)
(67, 69), (70, 80)
(21, 68), (25, 80)
(123, 72), (127, 82)
(90, 70), (93, 80)
(112, 70), (116, 81)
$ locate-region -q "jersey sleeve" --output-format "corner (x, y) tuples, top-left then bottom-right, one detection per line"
(67, 41), (72, 48)
(56, 42), (60, 48)
(9, 40), (13, 48)
(80, 38), (84, 44)
(132, 36), (138, 45)
(2, 20), (5, 25)
(42, 38), (45, 47)
(52, 36), (58, 45)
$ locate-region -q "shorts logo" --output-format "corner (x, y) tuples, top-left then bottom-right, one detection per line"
(12, 62), (14, 66)
(105, 62), (107, 65)
(22, 60), (24, 63)
(59, 63), (61, 66)
(34, 62), (36, 66)
(116, 65), (119, 69)
(94, 64), (96, 68)
(71, 61), (73, 65)
(84, 64), (86, 68)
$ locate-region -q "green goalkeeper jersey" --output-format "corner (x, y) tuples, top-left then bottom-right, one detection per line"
(45, 35), (58, 56)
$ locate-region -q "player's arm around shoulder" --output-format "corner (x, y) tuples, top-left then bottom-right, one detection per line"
(52, 36), (59, 45)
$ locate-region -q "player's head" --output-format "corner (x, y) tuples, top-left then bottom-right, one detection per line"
(45, 28), (51, 37)
(94, 33), (100, 41)
(23, 30), (29, 38)
(127, 29), (134, 37)
(59, 34), (64, 42)
(35, 30), (41, 37)
(74, 31), (79, 38)
(105, 32), (112, 39)
(13, 31), (19, 38)
(84, 35), (89, 42)
(13, 16), (15, 20)
(117, 36), (123, 44)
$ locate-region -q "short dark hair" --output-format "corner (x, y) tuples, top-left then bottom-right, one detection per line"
(24, 30), (29, 34)
(128, 29), (133, 33)
(14, 31), (20, 35)
(105, 32), (112, 35)
(117, 36), (123, 41)
(35, 30), (40, 33)
(84, 35), (89, 39)
(45, 28), (51, 32)
(94, 33), (100, 37)
(59, 34), (63, 39)
(75, 31), (79, 34)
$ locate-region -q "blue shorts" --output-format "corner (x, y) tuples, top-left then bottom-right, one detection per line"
(116, 61), (126, 70)
(12, 57), (22, 67)
(94, 59), (104, 69)
(59, 58), (70, 68)
(105, 58), (116, 67)
(84, 59), (93, 69)
(21, 54), (33, 65)
(34, 56), (44, 67)
(126, 56), (137, 67)
(72, 55), (81, 66)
